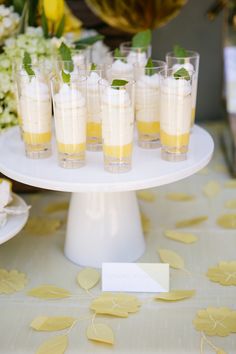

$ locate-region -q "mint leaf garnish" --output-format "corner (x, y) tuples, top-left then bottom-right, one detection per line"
(132, 29), (152, 48)
(114, 48), (126, 63)
(91, 63), (97, 71)
(173, 44), (187, 58)
(23, 52), (35, 77)
(111, 79), (128, 90)
(174, 67), (190, 81)
(145, 57), (155, 76)
(61, 70), (70, 84)
(74, 34), (104, 47)
(59, 42), (74, 83)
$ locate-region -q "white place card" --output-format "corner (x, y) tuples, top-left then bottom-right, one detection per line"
(102, 263), (169, 293)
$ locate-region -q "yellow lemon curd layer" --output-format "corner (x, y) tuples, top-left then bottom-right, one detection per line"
(191, 108), (196, 126)
(103, 143), (132, 159)
(87, 122), (102, 140)
(23, 132), (51, 145)
(160, 130), (190, 148)
(137, 121), (160, 135)
(57, 142), (85, 154)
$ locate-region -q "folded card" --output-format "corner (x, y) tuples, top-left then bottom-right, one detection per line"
(102, 263), (169, 293)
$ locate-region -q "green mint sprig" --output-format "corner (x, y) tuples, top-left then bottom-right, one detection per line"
(74, 34), (104, 48)
(111, 79), (128, 90)
(59, 42), (74, 84)
(91, 63), (97, 71)
(174, 67), (190, 81)
(173, 44), (187, 58)
(23, 52), (35, 77)
(145, 57), (155, 76)
(132, 29), (152, 49)
(114, 48), (126, 63)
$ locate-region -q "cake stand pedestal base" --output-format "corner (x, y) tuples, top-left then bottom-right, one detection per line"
(65, 191), (145, 268)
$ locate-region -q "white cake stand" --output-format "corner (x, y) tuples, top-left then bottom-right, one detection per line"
(0, 126), (213, 267)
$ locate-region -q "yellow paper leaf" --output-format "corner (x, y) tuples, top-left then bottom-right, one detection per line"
(87, 323), (114, 345)
(207, 261), (236, 286)
(193, 307), (236, 336)
(217, 214), (236, 229)
(0, 269), (28, 294)
(77, 268), (100, 290)
(141, 212), (151, 235)
(137, 190), (156, 202)
(158, 249), (185, 270)
(36, 335), (68, 354)
(27, 285), (71, 299)
(166, 193), (195, 201)
(213, 164), (228, 173)
(24, 217), (61, 236)
(203, 180), (221, 198)
(30, 316), (76, 331)
(198, 167), (210, 175)
(217, 349), (228, 354)
(154, 289), (195, 301)
(176, 216), (208, 228)
(90, 293), (141, 317)
(44, 202), (69, 214)
(164, 230), (197, 244)
(225, 179), (236, 188)
(225, 199), (236, 209)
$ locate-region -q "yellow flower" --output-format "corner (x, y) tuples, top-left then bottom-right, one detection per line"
(43, 0), (64, 23)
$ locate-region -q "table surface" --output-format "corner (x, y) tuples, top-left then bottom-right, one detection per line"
(0, 123), (235, 354)
(0, 126), (213, 192)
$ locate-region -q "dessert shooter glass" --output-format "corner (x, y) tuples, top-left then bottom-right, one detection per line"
(99, 79), (135, 173)
(105, 51), (134, 81)
(120, 41), (151, 66)
(159, 68), (194, 162)
(83, 65), (105, 151)
(51, 76), (87, 168)
(71, 44), (90, 67)
(16, 66), (52, 158)
(166, 50), (199, 126)
(134, 60), (166, 148)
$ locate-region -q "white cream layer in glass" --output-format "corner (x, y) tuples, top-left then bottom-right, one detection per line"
(87, 71), (101, 122)
(54, 84), (86, 145)
(127, 51), (147, 66)
(20, 76), (51, 133)
(172, 63), (197, 110)
(136, 73), (160, 123)
(101, 86), (134, 146)
(160, 77), (192, 135)
(107, 59), (134, 80)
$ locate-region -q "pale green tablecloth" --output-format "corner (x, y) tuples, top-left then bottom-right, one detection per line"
(0, 123), (236, 354)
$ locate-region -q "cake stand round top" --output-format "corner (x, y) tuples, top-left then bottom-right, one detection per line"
(0, 126), (213, 193)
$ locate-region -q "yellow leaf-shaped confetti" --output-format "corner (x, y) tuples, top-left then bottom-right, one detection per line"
(198, 167), (210, 175)
(24, 217), (61, 236)
(141, 212), (151, 235)
(164, 230), (197, 244)
(216, 349), (228, 354)
(203, 180), (221, 198)
(225, 199), (236, 209)
(225, 179), (236, 188)
(137, 190), (156, 202)
(30, 316), (76, 331)
(176, 216), (208, 228)
(217, 214), (236, 229)
(27, 285), (71, 299)
(154, 289), (195, 301)
(87, 323), (114, 345)
(158, 249), (185, 270)
(36, 335), (68, 354)
(166, 193), (195, 201)
(77, 268), (100, 290)
(44, 202), (69, 214)
(213, 163), (228, 173)
(90, 293), (141, 317)
(0, 269), (28, 294)
(193, 307), (236, 336)
(207, 261), (236, 286)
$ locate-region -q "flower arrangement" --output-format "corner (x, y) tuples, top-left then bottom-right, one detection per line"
(0, 5), (20, 43)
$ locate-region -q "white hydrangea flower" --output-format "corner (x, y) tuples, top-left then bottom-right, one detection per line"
(0, 5), (20, 43)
